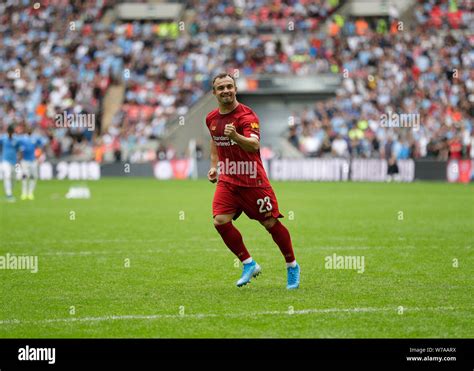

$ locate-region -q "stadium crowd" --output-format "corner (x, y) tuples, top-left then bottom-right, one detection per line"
(1, 0), (472, 163)
(186, 0), (340, 33)
(0, 0), (113, 160)
(1, 0), (343, 162)
(288, 0), (474, 160)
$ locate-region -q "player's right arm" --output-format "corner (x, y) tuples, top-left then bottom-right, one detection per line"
(208, 139), (218, 183)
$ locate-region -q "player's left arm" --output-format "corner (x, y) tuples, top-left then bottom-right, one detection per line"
(224, 119), (260, 153)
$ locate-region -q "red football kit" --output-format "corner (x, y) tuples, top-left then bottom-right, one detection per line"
(206, 103), (283, 222)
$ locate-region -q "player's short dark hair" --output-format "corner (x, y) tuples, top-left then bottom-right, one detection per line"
(212, 73), (236, 90)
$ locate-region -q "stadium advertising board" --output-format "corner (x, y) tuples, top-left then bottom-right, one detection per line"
(270, 159), (415, 182)
(447, 159), (473, 183)
(4, 162), (103, 180)
(4, 160), (471, 182)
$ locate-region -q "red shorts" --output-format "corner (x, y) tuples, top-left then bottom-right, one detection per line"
(212, 180), (283, 222)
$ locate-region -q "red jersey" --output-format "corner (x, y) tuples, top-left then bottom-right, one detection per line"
(206, 103), (271, 188)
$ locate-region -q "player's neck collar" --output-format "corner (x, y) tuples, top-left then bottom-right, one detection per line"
(218, 102), (240, 115)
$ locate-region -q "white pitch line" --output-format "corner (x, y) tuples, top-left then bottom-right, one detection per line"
(0, 306), (459, 326)
(4, 237), (223, 245)
(30, 248), (221, 256)
(0, 245), (429, 257)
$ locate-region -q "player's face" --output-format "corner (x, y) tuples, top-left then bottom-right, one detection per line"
(213, 77), (236, 105)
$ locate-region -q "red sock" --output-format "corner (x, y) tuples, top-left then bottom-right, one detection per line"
(267, 220), (295, 263)
(215, 222), (251, 262)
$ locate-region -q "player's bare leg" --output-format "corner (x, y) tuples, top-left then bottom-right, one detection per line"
(28, 164), (38, 200)
(2, 162), (15, 202)
(21, 174), (28, 200)
(214, 213), (261, 287)
(260, 217), (300, 289)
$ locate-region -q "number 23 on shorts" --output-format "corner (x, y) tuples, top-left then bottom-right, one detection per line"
(257, 197), (273, 213)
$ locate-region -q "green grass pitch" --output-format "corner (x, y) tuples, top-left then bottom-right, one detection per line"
(0, 178), (473, 338)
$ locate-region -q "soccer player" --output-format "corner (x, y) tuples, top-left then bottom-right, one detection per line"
(19, 127), (46, 200)
(0, 125), (21, 202)
(206, 73), (300, 289)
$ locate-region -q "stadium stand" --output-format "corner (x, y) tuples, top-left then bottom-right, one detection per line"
(1, 0), (472, 163)
(287, 0), (473, 160)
